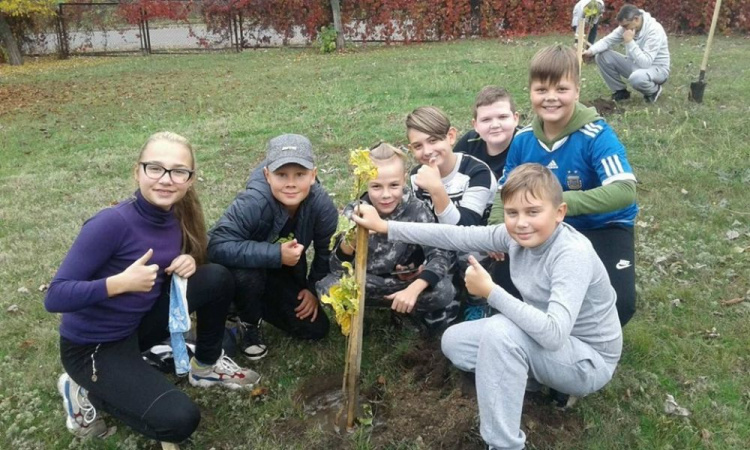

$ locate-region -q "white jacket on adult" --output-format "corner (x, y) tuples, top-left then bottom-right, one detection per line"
(588, 10), (670, 72)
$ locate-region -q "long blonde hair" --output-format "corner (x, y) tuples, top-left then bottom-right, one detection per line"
(138, 132), (208, 264)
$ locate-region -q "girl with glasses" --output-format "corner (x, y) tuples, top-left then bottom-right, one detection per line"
(45, 132), (260, 443)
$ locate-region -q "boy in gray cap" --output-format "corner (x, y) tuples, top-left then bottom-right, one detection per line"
(209, 134), (337, 359)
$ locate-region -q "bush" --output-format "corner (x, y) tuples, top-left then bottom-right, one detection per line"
(318, 25), (338, 53)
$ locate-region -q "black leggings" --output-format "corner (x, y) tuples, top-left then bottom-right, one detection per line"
(580, 226), (636, 326)
(60, 263), (234, 443)
(231, 267), (330, 340)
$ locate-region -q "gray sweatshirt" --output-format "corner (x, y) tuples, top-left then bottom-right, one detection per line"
(588, 10), (670, 71)
(388, 221), (622, 363)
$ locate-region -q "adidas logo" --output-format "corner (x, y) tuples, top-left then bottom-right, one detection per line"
(547, 160), (558, 170)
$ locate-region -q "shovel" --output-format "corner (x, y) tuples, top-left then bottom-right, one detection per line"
(689, 0), (723, 103)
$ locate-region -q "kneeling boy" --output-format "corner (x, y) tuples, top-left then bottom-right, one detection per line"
(352, 163), (622, 450)
(316, 143), (457, 332)
(208, 134), (337, 359)
(498, 44), (638, 326)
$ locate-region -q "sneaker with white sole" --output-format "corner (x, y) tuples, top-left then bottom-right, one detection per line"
(239, 320), (268, 360)
(188, 352), (261, 389)
(57, 373), (109, 438)
(644, 85), (663, 103)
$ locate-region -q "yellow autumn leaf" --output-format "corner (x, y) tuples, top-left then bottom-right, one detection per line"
(348, 148), (378, 197)
(320, 262), (359, 336)
(0, 0), (56, 17)
(339, 313), (352, 336)
(583, 0), (601, 18)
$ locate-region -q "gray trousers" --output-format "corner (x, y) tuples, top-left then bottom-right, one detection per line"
(595, 49), (669, 95)
(441, 315), (620, 450)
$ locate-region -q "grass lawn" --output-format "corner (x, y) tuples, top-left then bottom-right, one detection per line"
(1, 34), (749, 449)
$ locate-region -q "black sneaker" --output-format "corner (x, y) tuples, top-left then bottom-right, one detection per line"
(643, 85), (663, 103)
(239, 320), (268, 361)
(611, 89), (631, 101)
(549, 388), (578, 410)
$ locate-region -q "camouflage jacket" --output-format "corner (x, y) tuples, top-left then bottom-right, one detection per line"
(330, 188), (454, 287)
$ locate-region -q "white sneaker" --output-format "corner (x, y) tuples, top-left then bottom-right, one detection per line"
(57, 373), (109, 438)
(188, 352), (261, 390)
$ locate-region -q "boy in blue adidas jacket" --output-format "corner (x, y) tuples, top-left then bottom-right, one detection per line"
(493, 44), (638, 327)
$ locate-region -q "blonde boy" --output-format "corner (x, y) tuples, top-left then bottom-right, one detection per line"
(316, 143), (457, 331)
(209, 134), (337, 359)
(496, 45), (638, 327)
(352, 163), (622, 450)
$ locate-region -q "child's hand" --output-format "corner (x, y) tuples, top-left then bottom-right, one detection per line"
(414, 159), (443, 193)
(339, 239), (356, 256)
(487, 252), (506, 262)
(465, 255), (495, 299)
(165, 254), (196, 278)
(351, 204), (388, 234)
(295, 288), (319, 321)
(393, 264), (424, 281)
(108, 249), (159, 296)
(280, 239), (305, 266)
(385, 286), (419, 314)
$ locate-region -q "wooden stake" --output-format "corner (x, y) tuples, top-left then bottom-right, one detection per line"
(576, 20), (586, 80)
(345, 224), (369, 430)
(161, 443), (180, 450)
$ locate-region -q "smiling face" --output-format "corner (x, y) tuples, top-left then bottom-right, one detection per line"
(263, 163), (317, 216)
(503, 190), (566, 248)
(530, 74), (580, 138)
(407, 127), (457, 176)
(136, 139), (194, 210)
(472, 100), (520, 155)
(368, 157), (405, 216)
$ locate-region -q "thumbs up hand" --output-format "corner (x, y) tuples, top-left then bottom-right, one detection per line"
(414, 157), (443, 193)
(464, 255), (495, 299)
(107, 249), (159, 296)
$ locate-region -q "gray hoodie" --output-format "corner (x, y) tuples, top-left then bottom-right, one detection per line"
(588, 10), (670, 71)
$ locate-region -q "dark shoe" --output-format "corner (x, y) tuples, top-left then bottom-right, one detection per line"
(143, 342), (196, 374)
(644, 85), (663, 103)
(549, 388), (579, 410)
(239, 320), (268, 360)
(611, 89), (631, 101)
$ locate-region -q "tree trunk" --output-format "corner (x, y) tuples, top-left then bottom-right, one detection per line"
(330, 0), (345, 50)
(0, 13), (23, 66)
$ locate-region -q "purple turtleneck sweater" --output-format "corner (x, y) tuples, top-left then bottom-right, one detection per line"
(45, 190), (182, 345)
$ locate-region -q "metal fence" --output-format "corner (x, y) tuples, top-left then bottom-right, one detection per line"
(20, 1), (469, 58)
(22, 1), (243, 58)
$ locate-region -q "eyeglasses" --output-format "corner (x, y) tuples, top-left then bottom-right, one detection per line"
(140, 163), (194, 184)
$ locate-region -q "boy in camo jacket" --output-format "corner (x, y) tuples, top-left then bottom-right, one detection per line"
(316, 143), (457, 331)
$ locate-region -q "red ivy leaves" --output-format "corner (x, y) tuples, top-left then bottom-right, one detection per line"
(113, 0), (750, 42)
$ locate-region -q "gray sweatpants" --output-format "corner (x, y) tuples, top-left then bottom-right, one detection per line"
(595, 49), (669, 95)
(441, 315), (620, 450)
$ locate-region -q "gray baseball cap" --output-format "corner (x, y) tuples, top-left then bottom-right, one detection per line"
(265, 134), (315, 172)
